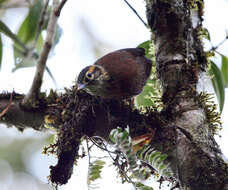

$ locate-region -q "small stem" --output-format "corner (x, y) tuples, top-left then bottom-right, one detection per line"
(22, 0), (63, 108)
(86, 138), (91, 187)
(0, 20), (29, 52)
(210, 34), (228, 52)
(55, 0), (68, 17)
(123, 0), (148, 28)
(0, 92), (13, 118)
(32, 0), (50, 49)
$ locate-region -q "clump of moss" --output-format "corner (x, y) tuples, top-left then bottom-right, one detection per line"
(43, 86), (97, 185)
(197, 92), (222, 135)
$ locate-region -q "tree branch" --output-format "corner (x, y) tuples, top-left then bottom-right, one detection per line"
(55, 0), (68, 17)
(0, 93), (45, 131)
(0, 89), (160, 185)
(21, 0), (67, 109)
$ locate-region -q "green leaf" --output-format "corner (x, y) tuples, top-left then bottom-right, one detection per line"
(12, 55), (36, 72)
(0, 20), (26, 50)
(137, 40), (151, 56)
(12, 34), (42, 72)
(136, 78), (155, 107)
(13, 0), (43, 71)
(88, 160), (105, 184)
(12, 34), (42, 71)
(136, 182), (154, 190)
(36, 32), (44, 53)
(209, 61), (225, 112)
(0, 34), (2, 70)
(221, 54), (228, 88)
(136, 41), (162, 108)
(17, 0), (43, 44)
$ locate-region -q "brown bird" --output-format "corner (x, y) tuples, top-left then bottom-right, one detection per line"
(77, 48), (152, 99)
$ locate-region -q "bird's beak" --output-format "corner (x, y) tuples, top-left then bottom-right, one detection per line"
(77, 83), (87, 90)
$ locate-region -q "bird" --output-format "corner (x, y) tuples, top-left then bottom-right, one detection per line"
(77, 48), (152, 100)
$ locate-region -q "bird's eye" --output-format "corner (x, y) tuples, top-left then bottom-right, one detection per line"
(85, 72), (94, 81)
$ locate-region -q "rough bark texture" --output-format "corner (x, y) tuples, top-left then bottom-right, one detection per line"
(145, 0), (228, 189)
(0, 89), (162, 185)
(0, 93), (44, 130)
(0, 0), (228, 189)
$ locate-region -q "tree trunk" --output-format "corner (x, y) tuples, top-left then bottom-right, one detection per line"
(145, 0), (228, 189)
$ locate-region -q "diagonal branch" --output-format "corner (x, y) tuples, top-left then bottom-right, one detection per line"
(123, 0), (148, 28)
(0, 20), (29, 53)
(0, 92), (13, 118)
(33, 0), (50, 49)
(55, 0), (68, 17)
(22, 0), (67, 109)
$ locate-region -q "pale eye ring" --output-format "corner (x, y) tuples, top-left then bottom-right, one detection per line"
(85, 72), (94, 80)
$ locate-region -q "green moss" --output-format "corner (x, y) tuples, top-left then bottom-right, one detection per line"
(196, 92), (222, 135)
(190, 0), (204, 13)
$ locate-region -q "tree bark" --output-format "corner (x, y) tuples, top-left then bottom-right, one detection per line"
(0, 0), (228, 189)
(145, 0), (228, 189)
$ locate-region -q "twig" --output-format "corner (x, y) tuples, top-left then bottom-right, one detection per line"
(89, 137), (117, 154)
(33, 0), (50, 48)
(104, 144), (136, 189)
(0, 92), (13, 118)
(22, 0), (67, 108)
(55, 0), (68, 17)
(123, 0), (148, 28)
(0, 20), (29, 52)
(210, 33), (228, 52)
(89, 136), (136, 188)
(86, 138), (92, 187)
(86, 138), (91, 163)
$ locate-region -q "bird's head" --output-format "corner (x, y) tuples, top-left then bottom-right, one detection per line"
(77, 65), (109, 95)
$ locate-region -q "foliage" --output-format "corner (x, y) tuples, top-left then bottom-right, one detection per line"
(17, 0), (43, 44)
(110, 127), (141, 178)
(13, 0), (43, 71)
(137, 36), (228, 114)
(200, 26), (228, 113)
(135, 182), (154, 190)
(136, 40), (162, 109)
(206, 52), (228, 113)
(88, 159), (106, 189)
(110, 127), (152, 187)
(137, 147), (172, 178)
(110, 127), (172, 189)
(0, 0), (60, 82)
(221, 54), (228, 88)
(209, 61), (225, 112)
(0, 20), (25, 49)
